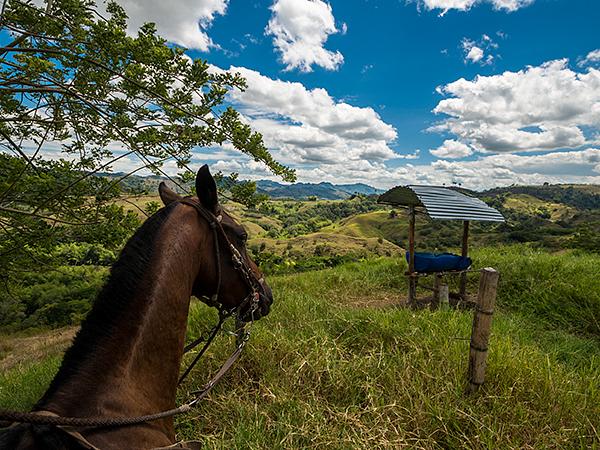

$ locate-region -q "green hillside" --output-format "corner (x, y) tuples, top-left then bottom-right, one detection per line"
(114, 182), (600, 255)
(502, 193), (576, 221)
(109, 187), (600, 280)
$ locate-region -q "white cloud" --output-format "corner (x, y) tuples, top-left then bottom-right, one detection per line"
(270, 148), (600, 190)
(466, 46), (484, 63)
(227, 66), (396, 142)
(579, 49), (600, 67)
(481, 148), (600, 176)
(212, 159), (243, 172)
(426, 148), (600, 189)
(265, 0), (344, 72)
(461, 36), (498, 65)
(430, 140), (474, 158)
(418, 0), (534, 15)
(432, 59), (600, 153)
(206, 65), (403, 179)
(199, 62), (600, 190)
(113, 0), (228, 51)
(399, 150), (421, 160)
(20, 141), (600, 191)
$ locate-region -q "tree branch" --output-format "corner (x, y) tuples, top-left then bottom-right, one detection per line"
(0, 86), (66, 94)
(0, 128), (40, 173)
(0, 206), (100, 225)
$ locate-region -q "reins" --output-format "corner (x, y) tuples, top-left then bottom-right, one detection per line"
(0, 198), (264, 430)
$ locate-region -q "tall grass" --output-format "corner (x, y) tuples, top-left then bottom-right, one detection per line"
(470, 246), (600, 337)
(1, 246), (599, 448)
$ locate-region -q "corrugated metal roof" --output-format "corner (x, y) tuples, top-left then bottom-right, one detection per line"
(378, 185), (505, 222)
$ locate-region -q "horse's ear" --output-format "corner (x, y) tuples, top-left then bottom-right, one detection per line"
(196, 165), (218, 211)
(158, 182), (181, 206)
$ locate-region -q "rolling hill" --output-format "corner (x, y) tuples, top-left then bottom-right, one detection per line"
(114, 182), (600, 267)
(255, 180), (383, 199)
(101, 172), (384, 200)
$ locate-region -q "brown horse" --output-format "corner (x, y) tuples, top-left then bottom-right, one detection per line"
(0, 165), (273, 450)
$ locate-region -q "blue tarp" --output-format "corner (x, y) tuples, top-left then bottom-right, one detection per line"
(406, 252), (472, 273)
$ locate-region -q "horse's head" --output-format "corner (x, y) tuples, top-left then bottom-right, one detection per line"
(158, 165), (273, 321)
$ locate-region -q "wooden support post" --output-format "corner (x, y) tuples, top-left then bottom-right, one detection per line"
(432, 273), (442, 309)
(439, 284), (449, 310)
(467, 267), (499, 393)
(407, 206), (416, 306)
(459, 220), (470, 301)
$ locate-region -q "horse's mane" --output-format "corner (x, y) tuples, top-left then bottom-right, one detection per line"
(36, 203), (177, 407)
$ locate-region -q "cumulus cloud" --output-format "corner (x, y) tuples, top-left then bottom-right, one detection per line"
(417, 0), (534, 15)
(430, 140), (474, 158)
(227, 65), (396, 143)
(27, 138), (600, 191)
(114, 0), (228, 51)
(465, 45), (484, 63)
(426, 148), (600, 188)
(201, 61), (600, 190)
(399, 150), (421, 160)
(273, 148), (600, 189)
(432, 59), (600, 153)
(579, 49), (600, 67)
(200, 65), (406, 180)
(481, 147), (600, 176)
(265, 0), (344, 72)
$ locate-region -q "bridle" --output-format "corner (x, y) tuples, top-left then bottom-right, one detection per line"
(179, 197), (266, 314)
(0, 198), (269, 431)
(176, 197), (267, 385)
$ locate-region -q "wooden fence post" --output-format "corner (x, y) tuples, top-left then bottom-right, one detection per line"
(467, 267), (499, 393)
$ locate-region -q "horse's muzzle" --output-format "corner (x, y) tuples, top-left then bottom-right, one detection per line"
(242, 283), (273, 322)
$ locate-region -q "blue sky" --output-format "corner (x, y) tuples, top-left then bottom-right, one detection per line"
(176, 0), (600, 189)
(198, 0), (598, 164)
(5, 0), (600, 189)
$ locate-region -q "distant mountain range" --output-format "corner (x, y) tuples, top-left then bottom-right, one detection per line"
(100, 172), (384, 200)
(255, 180), (383, 200)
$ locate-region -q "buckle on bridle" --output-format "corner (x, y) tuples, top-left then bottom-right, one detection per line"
(232, 254), (242, 268)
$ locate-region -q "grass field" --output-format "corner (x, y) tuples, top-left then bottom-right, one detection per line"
(1, 247), (599, 448)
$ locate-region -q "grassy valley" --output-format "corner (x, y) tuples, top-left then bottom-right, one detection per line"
(1, 182), (600, 448)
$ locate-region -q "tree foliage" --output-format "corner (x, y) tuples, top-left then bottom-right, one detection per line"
(0, 0), (293, 282)
(216, 172), (269, 209)
(0, 0), (293, 180)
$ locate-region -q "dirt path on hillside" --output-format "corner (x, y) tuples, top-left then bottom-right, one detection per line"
(0, 327), (78, 372)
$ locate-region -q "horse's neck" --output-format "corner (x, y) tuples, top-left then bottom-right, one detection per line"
(40, 207), (204, 419)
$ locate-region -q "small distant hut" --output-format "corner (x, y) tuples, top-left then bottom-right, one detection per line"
(378, 185), (505, 306)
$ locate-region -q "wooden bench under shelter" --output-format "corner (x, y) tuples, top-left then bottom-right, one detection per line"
(377, 185), (505, 307)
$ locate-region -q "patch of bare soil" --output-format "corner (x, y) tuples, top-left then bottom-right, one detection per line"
(0, 327), (77, 372)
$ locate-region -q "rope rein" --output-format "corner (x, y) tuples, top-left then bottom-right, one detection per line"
(0, 198), (264, 429)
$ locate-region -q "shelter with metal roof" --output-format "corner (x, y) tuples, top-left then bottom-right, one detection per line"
(378, 185), (505, 222)
(378, 185), (505, 306)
